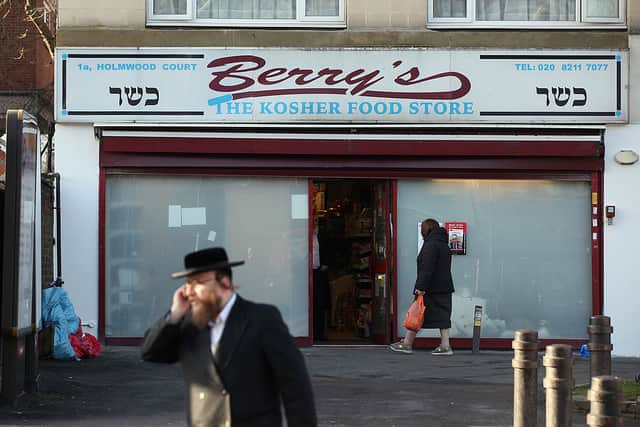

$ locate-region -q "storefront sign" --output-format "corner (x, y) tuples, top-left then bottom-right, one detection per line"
(55, 48), (627, 124)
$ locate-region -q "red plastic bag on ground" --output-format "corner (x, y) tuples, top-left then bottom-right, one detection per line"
(402, 295), (426, 332)
(69, 322), (102, 359)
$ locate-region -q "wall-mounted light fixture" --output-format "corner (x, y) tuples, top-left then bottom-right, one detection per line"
(614, 150), (639, 165)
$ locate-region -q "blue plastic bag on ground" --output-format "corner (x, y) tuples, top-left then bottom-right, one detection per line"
(580, 343), (590, 359)
(42, 287), (81, 361)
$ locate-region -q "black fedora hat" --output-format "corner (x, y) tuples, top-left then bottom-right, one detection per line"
(171, 247), (244, 279)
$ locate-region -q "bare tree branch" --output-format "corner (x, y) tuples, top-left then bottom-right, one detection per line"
(23, 0), (54, 60)
(13, 46), (25, 60)
(1, 0), (11, 19)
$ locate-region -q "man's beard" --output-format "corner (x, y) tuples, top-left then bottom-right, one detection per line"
(190, 290), (221, 329)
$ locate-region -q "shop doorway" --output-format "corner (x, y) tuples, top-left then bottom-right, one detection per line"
(311, 179), (393, 345)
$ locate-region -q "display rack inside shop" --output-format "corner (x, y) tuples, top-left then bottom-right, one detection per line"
(314, 181), (374, 342)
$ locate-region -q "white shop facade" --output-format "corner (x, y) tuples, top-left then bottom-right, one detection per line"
(53, 47), (629, 350)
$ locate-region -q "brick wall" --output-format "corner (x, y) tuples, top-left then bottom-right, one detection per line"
(0, 0), (56, 132)
(0, 0), (55, 91)
(0, 0), (57, 300)
(1, 0), (38, 90)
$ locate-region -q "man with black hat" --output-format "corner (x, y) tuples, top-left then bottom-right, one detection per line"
(141, 247), (317, 427)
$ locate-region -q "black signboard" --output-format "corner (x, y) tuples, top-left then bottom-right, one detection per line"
(1, 110), (40, 402)
(2, 110), (38, 337)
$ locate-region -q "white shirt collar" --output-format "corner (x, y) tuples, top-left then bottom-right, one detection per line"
(209, 292), (237, 327)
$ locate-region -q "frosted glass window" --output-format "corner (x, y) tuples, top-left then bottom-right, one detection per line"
(105, 175), (309, 337)
(196, 0), (295, 19)
(397, 179), (592, 340)
(584, 0), (618, 19)
(195, 0), (339, 19)
(476, 0), (575, 21)
(305, 0), (338, 17)
(154, 0), (187, 15)
(433, 0), (467, 18)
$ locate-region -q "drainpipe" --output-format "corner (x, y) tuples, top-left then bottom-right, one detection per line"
(43, 123), (62, 287)
(45, 172), (63, 287)
(53, 172), (63, 286)
(46, 123), (54, 175)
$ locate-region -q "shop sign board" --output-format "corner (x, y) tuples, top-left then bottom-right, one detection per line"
(54, 48), (628, 124)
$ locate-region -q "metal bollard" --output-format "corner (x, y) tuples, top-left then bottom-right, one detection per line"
(543, 344), (573, 427)
(512, 329), (539, 427)
(586, 375), (623, 427)
(472, 305), (483, 354)
(588, 316), (613, 380)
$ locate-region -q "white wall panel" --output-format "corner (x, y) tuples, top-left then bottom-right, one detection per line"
(54, 124), (100, 335)
(603, 123), (640, 357)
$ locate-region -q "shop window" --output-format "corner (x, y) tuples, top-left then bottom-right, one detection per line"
(105, 175), (309, 338)
(397, 179), (592, 340)
(428, 0), (625, 28)
(147, 0), (345, 27)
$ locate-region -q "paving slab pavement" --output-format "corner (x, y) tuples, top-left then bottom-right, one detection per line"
(0, 346), (638, 427)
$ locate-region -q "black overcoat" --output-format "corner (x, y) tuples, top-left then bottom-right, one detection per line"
(414, 227), (455, 328)
(141, 295), (317, 427)
(414, 226), (455, 294)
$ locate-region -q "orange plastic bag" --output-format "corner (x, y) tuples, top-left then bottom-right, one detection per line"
(402, 295), (426, 332)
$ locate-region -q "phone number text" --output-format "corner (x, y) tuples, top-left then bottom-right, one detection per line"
(514, 63), (609, 72)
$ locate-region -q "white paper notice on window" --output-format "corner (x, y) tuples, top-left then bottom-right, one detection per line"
(168, 205), (182, 228)
(182, 207), (207, 226)
(119, 291), (132, 305)
(291, 194), (308, 219)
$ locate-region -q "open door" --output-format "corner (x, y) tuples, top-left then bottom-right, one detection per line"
(371, 181), (393, 344)
(311, 179), (394, 345)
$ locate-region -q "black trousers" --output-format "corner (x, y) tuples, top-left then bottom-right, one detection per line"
(313, 268), (329, 340)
